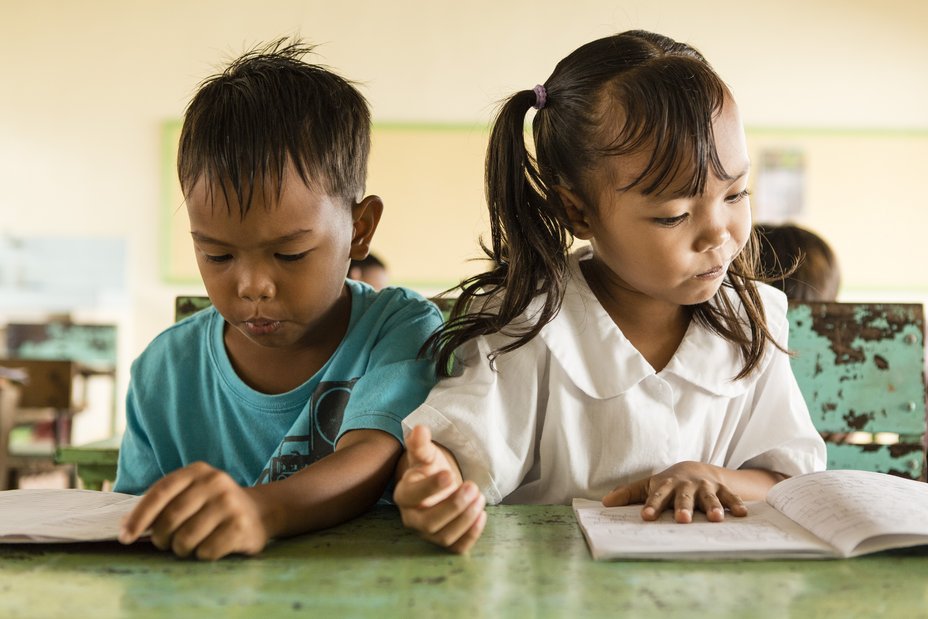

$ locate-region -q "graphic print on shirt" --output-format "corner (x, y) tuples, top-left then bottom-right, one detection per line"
(256, 378), (359, 484)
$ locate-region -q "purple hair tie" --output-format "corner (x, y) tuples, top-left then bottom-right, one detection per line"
(532, 84), (547, 110)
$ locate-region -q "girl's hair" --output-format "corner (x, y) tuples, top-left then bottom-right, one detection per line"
(755, 223), (841, 301)
(177, 38), (370, 216)
(428, 30), (777, 379)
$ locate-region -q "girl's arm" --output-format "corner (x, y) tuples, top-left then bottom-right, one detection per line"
(602, 461), (786, 523)
(119, 428), (403, 560)
(393, 425), (487, 553)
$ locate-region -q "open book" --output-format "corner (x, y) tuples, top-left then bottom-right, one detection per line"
(0, 489), (142, 543)
(573, 469), (928, 560)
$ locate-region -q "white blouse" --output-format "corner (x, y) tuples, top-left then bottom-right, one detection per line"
(403, 247), (827, 505)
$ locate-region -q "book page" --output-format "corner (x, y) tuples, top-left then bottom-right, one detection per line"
(766, 470), (928, 557)
(0, 489), (142, 543)
(572, 498), (834, 560)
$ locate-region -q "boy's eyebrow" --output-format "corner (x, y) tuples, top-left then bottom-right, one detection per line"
(190, 230), (314, 246)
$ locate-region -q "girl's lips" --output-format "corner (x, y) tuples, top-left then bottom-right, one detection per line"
(695, 265), (725, 280)
(243, 320), (282, 336)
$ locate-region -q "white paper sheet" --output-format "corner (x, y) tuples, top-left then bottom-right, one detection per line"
(0, 489), (141, 543)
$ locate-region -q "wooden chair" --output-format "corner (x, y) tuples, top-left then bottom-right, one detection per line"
(0, 359), (79, 489)
(787, 302), (927, 480)
(5, 321), (118, 435)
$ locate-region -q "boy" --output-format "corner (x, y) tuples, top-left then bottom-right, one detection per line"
(115, 39), (442, 560)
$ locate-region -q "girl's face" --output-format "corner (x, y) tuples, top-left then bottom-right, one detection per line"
(571, 98), (752, 309)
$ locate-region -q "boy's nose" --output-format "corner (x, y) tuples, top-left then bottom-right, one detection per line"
(237, 270), (276, 301)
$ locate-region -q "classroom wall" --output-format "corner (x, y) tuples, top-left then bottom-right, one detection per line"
(2, 0), (927, 437)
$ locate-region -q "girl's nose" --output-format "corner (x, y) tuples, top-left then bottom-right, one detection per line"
(694, 207), (732, 253)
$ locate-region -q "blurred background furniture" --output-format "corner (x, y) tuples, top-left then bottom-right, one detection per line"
(0, 359), (79, 489)
(788, 302), (927, 480)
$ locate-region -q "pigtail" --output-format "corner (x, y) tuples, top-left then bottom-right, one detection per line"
(425, 89), (572, 376)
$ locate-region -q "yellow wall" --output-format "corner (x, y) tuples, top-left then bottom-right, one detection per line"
(2, 0), (928, 405)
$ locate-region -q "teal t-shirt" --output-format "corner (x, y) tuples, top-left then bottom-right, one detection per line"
(114, 281), (442, 495)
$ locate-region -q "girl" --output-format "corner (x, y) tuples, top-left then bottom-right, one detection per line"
(394, 30), (826, 553)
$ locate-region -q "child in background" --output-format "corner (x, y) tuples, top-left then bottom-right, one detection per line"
(395, 30), (826, 553)
(115, 40), (442, 560)
(754, 223), (841, 301)
(349, 253), (389, 291)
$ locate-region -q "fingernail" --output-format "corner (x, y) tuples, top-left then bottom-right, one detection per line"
(642, 506), (655, 518)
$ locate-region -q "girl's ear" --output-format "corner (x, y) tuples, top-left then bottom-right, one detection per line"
(553, 186), (594, 240)
(350, 195), (384, 261)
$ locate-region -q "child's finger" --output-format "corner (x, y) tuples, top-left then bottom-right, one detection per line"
(715, 485), (747, 518)
(421, 486), (485, 549)
(673, 481), (696, 524)
(602, 479), (648, 507)
(447, 504), (488, 555)
(119, 466), (201, 544)
(147, 487), (211, 550)
(394, 469), (456, 509)
(404, 425), (437, 468)
(414, 481), (483, 537)
(641, 478), (675, 521)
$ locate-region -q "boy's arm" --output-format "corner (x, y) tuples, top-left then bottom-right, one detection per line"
(250, 428), (401, 537)
(119, 428), (401, 560)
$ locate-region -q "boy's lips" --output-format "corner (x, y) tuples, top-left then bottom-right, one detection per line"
(243, 319), (282, 336)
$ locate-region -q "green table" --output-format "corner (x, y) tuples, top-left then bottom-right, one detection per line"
(56, 436), (120, 490)
(1, 505), (926, 618)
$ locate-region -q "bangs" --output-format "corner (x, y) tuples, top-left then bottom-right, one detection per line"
(178, 85), (312, 214)
(598, 57), (732, 197)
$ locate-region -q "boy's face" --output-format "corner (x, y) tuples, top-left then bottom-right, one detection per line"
(185, 167), (378, 352)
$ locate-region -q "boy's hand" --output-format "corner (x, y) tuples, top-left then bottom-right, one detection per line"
(118, 462), (270, 560)
(393, 425), (487, 554)
(602, 461), (748, 523)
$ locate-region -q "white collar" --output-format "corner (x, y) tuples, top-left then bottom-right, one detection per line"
(538, 246), (755, 399)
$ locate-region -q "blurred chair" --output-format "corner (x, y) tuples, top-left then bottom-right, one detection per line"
(788, 302), (927, 480)
(5, 322), (118, 435)
(0, 359), (79, 489)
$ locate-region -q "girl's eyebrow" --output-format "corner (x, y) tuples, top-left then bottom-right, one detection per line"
(190, 229), (313, 247)
(656, 164), (753, 200)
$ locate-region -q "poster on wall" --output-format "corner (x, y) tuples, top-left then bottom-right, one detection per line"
(753, 149), (806, 224)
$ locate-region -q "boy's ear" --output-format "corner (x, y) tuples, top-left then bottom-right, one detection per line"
(553, 185), (594, 240)
(349, 195), (384, 261)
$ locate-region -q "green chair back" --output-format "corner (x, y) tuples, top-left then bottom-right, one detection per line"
(787, 302), (926, 480)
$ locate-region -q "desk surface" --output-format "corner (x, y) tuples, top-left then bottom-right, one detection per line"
(1, 504), (926, 619)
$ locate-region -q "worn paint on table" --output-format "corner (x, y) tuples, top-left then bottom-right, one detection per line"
(787, 302), (927, 479)
(2, 505), (928, 619)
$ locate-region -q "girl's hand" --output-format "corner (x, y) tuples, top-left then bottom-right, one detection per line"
(393, 425), (487, 553)
(602, 461), (748, 523)
(119, 462), (270, 560)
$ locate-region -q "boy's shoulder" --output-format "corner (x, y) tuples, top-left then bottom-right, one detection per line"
(346, 280), (442, 323)
(133, 305), (218, 368)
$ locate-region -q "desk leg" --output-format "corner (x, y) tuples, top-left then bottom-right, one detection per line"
(75, 465), (114, 492)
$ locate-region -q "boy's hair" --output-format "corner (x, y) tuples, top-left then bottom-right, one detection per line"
(755, 223), (841, 302)
(177, 38), (371, 214)
(428, 30), (774, 379)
